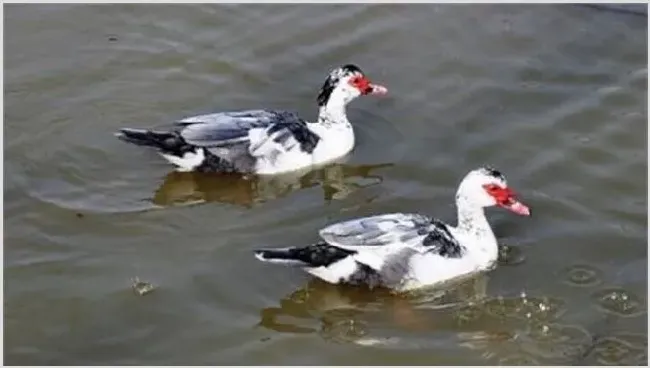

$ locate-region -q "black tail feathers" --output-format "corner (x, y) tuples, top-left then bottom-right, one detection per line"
(115, 128), (180, 151)
(254, 243), (355, 267)
(254, 248), (307, 266)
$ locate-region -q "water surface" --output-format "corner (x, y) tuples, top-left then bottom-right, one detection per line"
(4, 4), (647, 365)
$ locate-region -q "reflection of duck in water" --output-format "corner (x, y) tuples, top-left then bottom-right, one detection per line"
(116, 64), (387, 174)
(255, 167), (531, 291)
(258, 277), (579, 362)
(151, 162), (392, 208)
(257, 276), (489, 341)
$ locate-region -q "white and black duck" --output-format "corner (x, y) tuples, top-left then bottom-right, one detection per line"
(115, 64), (387, 174)
(254, 167), (531, 291)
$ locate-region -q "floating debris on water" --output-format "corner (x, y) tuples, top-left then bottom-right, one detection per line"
(131, 277), (156, 296)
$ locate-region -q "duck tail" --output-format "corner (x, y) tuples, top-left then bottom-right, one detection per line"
(253, 243), (355, 268)
(253, 247), (310, 267)
(115, 128), (180, 151)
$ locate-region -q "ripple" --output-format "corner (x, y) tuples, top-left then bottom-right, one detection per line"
(498, 244), (527, 266)
(353, 336), (402, 347)
(131, 277), (156, 296)
(519, 322), (592, 361)
(590, 334), (648, 365)
(452, 293), (567, 327)
(457, 330), (516, 354)
(499, 353), (541, 365)
(592, 288), (646, 317)
(485, 294), (566, 322)
(320, 311), (368, 344)
(453, 303), (485, 324)
(561, 264), (603, 288)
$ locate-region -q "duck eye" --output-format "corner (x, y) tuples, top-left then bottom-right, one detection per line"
(484, 184), (500, 192)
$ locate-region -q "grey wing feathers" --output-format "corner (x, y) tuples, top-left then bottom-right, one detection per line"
(319, 213), (435, 250)
(176, 110), (298, 147)
(177, 110), (275, 147)
(177, 109), (278, 125)
(319, 213), (465, 266)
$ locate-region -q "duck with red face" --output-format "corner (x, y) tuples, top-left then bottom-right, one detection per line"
(255, 167), (531, 292)
(116, 64), (387, 174)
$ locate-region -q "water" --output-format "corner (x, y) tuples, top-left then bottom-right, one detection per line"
(4, 4), (647, 365)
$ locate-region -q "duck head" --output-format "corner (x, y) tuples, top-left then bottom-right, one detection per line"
(316, 64), (387, 110)
(456, 167), (531, 216)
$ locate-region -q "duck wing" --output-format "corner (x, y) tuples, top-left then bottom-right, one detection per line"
(319, 213), (464, 270)
(177, 109), (320, 157)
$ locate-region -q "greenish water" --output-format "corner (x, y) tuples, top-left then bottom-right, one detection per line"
(4, 4), (647, 365)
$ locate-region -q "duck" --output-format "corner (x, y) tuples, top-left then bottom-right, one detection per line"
(115, 64), (387, 174)
(254, 167), (531, 292)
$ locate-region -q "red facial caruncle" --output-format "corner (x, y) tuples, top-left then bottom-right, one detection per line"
(483, 184), (531, 216)
(348, 75), (388, 96)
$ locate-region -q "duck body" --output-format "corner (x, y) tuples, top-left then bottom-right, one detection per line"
(115, 64), (386, 175)
(117, 109), (354, 175)
(254, 167), (531, 292)
(255, 213), (497, 292)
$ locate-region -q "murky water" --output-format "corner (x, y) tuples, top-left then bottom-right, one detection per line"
(4, 4), (647, 365)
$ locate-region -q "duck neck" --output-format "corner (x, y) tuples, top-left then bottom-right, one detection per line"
(317, 93), (351, 126)
(455, 195), (498, 261)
